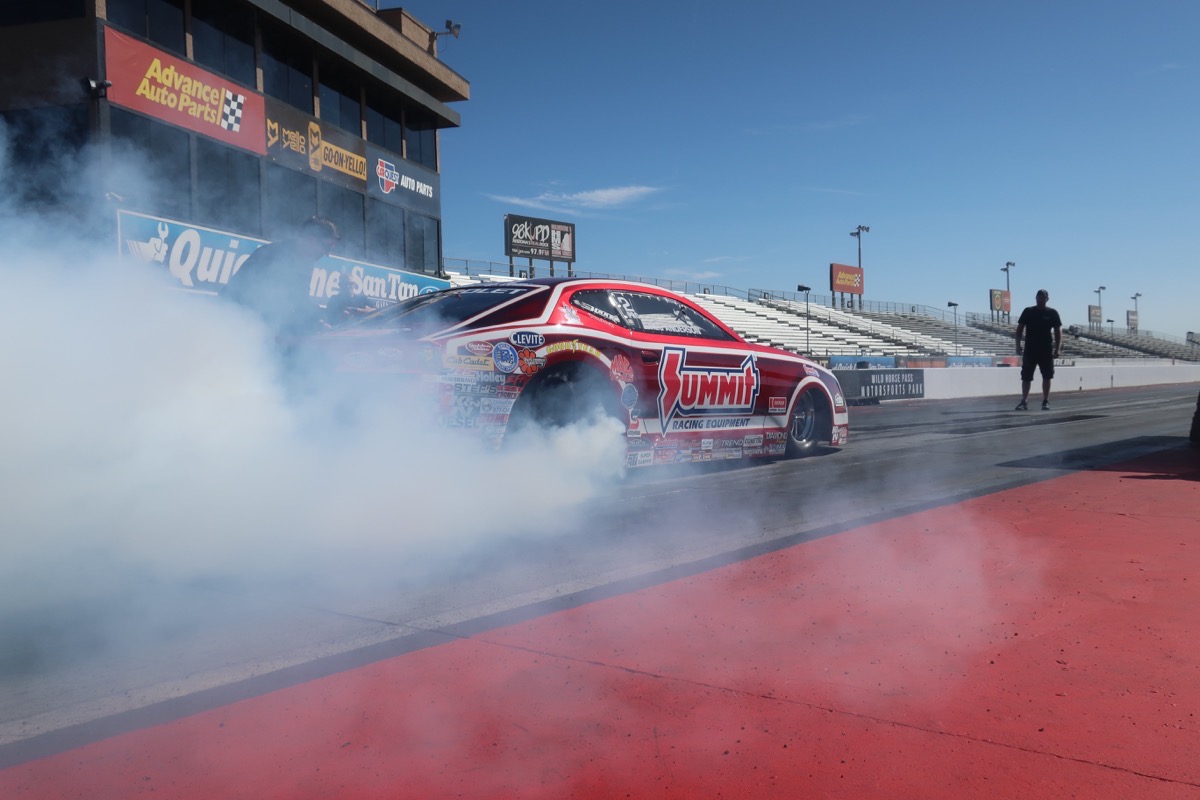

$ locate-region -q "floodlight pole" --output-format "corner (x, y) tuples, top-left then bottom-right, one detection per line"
(947, 301), (959, 356)
(1002, 261), (1014, 322)
(797, 284), (812, 355)
(849, 225), (869, 311)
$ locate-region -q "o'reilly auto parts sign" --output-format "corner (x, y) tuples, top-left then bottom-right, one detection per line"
(504, 214), (575, 262)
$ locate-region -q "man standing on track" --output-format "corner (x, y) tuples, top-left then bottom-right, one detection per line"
(1014, 289), (1062, 411)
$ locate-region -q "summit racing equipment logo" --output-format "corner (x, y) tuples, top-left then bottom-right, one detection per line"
(376, 158), (399, 194)
(657, 347), (759, 431)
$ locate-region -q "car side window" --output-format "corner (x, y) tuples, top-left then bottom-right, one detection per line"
(569, 289), (629, 328)
(611, 291), (736, 341)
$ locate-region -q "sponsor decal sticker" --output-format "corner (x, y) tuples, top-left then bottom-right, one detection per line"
(621, 383), (639, 409)
(510, 330), (545, 348)
(610, 352), (635, 384)
(543, 340), (603, 359)
(492, 342), (519, 373)
(444, 354), (495, 371)
(769, 396), (788, 415)
(480, 397), (517, 416)
(518, 348), (546, 375)
(657, 347), (759, 431)
(465, 341), (494, 356)
(626, 451), (654, 468)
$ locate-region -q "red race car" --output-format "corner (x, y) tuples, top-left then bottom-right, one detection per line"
(320, 278), (848, 468)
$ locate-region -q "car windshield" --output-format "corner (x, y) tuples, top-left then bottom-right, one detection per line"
(351, 284), (544, 333)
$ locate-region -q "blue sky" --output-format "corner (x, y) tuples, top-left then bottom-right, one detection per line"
(386, 1), (1198, 339)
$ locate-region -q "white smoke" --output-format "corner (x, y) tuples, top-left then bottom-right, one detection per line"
(0, 126), (626, 634)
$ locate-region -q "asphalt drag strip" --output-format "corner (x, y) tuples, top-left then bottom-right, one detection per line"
(1, 445), (1198, 799)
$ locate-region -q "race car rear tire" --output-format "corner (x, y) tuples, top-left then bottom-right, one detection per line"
(507, 363), (622, 436)
(785, 387), (825, 458)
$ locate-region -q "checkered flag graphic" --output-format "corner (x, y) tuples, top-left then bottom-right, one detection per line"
(220, 90), (245, 133)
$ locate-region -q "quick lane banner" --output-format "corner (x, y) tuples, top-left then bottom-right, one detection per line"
(117, 210), (448, 305)
(104, 27), (265, 155)
(264, 98), (367, 190)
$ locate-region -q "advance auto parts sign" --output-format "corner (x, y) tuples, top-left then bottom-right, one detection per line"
(265, 98), (366, 189)
(104, 27), (265, 155)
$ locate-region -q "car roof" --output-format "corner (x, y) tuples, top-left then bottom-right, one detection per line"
(472, 277), (670, 291)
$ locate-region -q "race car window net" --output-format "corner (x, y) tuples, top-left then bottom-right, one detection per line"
(351, 285), (546, 332)
(571, 290), (736, 341)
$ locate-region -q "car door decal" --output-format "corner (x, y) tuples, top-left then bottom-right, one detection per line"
(657, 346), (760, 431)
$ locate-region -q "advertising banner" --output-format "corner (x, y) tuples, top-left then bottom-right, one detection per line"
(117, 209), (448, 306)
(366, 145), (440, 216)
(264, 98), (367, 190)
(504, 214), (576, 261)
(1088, 304), (1101, 325)
(104, 27), (265, 154)
(1126, 310), (1138, 332)
(833, 369), (925, 401)
(989, 289), (1011, 313)
(829, 263), (864, 295)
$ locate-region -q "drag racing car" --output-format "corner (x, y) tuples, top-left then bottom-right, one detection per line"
(320, 278), (848, 469)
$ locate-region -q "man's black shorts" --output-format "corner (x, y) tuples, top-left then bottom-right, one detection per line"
(1021, 350), (1055, 381)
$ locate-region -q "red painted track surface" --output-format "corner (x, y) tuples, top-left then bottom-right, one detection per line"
(3, 447), (1199, 799)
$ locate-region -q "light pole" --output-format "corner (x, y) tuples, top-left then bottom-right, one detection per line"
(1131, 292), (1141, 334)
(1094, 285), (1106, 330)
(849, 224), (869, 310)
(947, 301), (959, 356)
(1002, 261), (1014, 322)
(1107, 318), (1115, 356)
(797, 284), (812, 355)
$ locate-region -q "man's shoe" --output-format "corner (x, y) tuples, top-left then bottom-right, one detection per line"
(1042, 401), (1051, 411)
(1015, 400), (1028, 411)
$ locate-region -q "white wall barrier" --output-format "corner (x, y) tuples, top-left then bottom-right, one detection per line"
(920, 363), (1200, 400)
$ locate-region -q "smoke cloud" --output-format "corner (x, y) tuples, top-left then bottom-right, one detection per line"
(0, 123), (625, 672)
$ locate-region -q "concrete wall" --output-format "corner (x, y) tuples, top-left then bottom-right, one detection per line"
(921, 364), (1200, 400)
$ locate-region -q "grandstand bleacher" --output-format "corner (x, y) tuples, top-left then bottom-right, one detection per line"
(441, 263), (1199, 363)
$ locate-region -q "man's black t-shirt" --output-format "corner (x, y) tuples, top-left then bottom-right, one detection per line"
(1017, 305), (1062, 353)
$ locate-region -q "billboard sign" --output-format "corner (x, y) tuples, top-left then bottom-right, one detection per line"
(1088, 304), (1101, 325)
(1126, 310), (1138, 332)
(104, 27), (265, 155)
(833, 369), (925, 401)
(829, 263), (864, 295)
(264, 98), (367, 190)
(504, 214), (576, 261)
(989, 289), (1011, 313)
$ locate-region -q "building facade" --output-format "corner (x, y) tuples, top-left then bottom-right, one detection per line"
(0, 0), (468, 285)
